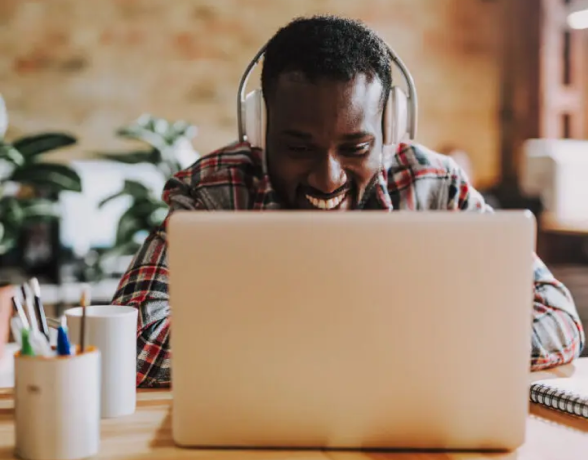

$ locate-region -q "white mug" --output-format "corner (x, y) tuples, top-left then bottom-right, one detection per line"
(65, 305), (138, 418)
(15, 347), (101, 460)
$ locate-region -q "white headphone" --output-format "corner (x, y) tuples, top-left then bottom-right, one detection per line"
(237, 41), (418, 153)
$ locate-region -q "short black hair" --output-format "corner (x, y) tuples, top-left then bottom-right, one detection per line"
(261, 15), (392, 108)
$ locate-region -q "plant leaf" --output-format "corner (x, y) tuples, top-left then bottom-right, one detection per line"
(135, 113), (155, 128)
(0, 196), (24, 226)
(97, 191), (125, 208)
(170, 120), (197, 140)
(12, 133), (77, 159)
(98, 180), (153, 208)
(122, 180), (151, 198)
(115, 199), (161, 245)
(0, 197), (59, 255)
(10, 163), (82, 192)
(115, 212), (143, 246)
(96, 150), (157, 165)
(0, 142), (24, 167)
(0, 196), (59, 254)
(18, 199), (60, 220)
(116, 126), (170, 153)
(0, 231), (17, 255)
(153, 118), (170, 136)
(0, 196), (59, 222)
(149, 204), (168, 227)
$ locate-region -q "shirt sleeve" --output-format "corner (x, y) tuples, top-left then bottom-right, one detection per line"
(111, 175), (205, 387)
(445, 162), (585, 370)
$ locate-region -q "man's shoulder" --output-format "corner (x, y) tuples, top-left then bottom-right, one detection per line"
(387, 142), (471, 209)
(390, 142), (462, 178)
(174, 141), (264, 185)
(163, 141), (265, 210)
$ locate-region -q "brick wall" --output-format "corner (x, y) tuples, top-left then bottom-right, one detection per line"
(0, 0), (504, 188)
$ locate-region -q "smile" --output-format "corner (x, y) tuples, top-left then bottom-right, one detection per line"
(305, 192), (347, 210)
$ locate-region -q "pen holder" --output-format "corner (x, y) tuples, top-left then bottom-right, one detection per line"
(14, 347), (101, 460)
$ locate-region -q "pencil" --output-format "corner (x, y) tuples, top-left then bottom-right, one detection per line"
(11, 296), (29, 330)
(80, 285), (90, 353)
(21, 285), (39, 333)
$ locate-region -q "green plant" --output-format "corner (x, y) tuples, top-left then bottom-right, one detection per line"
(0, 94), (81, 255)
(96, 114), (198, 258)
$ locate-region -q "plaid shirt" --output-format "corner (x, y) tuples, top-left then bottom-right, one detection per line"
(112, 141), (585, 388)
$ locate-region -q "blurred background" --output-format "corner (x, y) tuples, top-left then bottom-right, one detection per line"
(1, 0), (588, 339)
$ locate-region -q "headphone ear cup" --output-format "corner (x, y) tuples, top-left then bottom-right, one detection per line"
(244, 89), (266, 149)
(383, 90), (393, 146)
(260, 96), (266, 151)
(387, 86), (409, 145)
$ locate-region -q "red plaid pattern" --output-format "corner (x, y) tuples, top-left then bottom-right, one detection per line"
(112, 141), (585, 387)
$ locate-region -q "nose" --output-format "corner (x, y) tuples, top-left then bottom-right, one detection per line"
(307, 155), (348, 195)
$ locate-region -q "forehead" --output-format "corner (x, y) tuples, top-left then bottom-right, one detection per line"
(267, 72), (384, 131)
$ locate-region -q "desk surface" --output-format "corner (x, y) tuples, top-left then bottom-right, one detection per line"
(0, 359), (586, 459)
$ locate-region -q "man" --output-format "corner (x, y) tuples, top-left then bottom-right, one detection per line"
(113, 15), (585, 388)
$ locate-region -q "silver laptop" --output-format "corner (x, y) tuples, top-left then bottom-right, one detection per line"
(168, 211), (535, 451)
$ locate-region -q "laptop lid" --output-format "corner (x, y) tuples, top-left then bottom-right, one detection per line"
(168, 211), (535, 450)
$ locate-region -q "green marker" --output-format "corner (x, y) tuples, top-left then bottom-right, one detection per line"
(21, 329), (35, 356)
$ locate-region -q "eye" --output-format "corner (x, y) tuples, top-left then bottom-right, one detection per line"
(340, 142), (371, 157)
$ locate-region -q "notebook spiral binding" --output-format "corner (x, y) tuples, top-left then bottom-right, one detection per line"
(530, 383), (588, 419)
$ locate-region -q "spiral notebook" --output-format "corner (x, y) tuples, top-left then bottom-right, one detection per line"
(530, 378), (588, 419)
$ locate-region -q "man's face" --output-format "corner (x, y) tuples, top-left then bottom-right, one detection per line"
(266, 72), (388, 210)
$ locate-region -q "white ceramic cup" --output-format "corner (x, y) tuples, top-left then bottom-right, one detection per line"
(15, 347), (101, 460)
(65, 305), (138, 418)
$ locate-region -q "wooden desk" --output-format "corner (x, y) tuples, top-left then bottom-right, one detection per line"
(0, 362), (586, 459)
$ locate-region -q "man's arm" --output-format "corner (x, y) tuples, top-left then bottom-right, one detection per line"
(112, 226), (172, 387)
(445, 161), (585, 370)
(112, 175), (204, 387)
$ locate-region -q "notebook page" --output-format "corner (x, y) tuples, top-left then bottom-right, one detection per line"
(532, 378), (588, 397)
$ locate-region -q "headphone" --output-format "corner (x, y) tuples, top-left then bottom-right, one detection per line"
(237, 41), (418, 156)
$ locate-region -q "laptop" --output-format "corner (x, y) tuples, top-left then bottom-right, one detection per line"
(168, 210), (535, 451)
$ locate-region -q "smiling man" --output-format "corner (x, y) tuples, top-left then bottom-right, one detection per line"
(112, 15), (585, 387)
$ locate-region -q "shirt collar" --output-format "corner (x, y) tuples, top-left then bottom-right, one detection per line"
(249, 147), (394, 211)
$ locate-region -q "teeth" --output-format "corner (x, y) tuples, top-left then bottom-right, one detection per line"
(306, 193), (345, 210)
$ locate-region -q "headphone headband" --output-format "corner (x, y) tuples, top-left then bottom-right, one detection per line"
(237, 40), (418, 144)
(237, 44), (267, 143)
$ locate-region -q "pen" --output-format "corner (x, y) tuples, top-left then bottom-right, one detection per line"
(57, 317), (72, 356)
(10, 317), (23, 347)
(46, 317), (61, 330)
(20, 329), (35, 357)
(29, 330), (53, 357)
(29, 278), (49, 341)
(11, 296), (29, 330)
(21, 285), (39, 333)
(80, 285), (90, 353)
